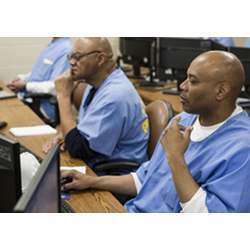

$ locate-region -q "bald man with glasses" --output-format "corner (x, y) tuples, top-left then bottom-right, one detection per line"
(44, 38), (149, 174)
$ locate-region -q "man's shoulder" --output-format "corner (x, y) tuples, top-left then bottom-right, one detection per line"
(227, 111), (250, 137)
(101, 71), (138, 101)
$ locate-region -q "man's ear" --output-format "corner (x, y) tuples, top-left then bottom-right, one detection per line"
(216, 81), (230, 101)
(97, 53), (106, 67)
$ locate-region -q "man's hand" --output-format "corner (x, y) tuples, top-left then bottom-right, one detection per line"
(7, 78), (26, 92)
(161, 117), (199, 203)
(42, 133), (65, 154)
(161, 117), (193, 163)
(55, 71), (74, 98)
(61, 170), (96, 191)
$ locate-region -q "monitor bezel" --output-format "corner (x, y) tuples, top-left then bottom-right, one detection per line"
(0, 133), (22, 212)
(14, 144), (60, 213)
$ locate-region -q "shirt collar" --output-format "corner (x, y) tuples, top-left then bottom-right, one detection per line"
(191, 105), (243, 142)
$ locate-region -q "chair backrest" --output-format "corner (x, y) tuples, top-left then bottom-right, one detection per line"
(23, 94), (58, 127)
(145, 100), (175, 158)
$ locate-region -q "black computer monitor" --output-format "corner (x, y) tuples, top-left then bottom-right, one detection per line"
(0, 134), (22, 212)
(228, 46), (250, 97)
(14, 145), (60, 213)
(159, 38), (227, 94)
(119, 37), (156, 79)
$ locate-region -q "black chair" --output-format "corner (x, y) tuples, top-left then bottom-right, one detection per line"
(23, 93), (59, 127)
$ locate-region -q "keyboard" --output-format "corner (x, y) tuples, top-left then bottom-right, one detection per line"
(61, 200), (75, 213)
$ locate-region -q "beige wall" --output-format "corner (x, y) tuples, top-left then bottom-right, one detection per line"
(0, 38), (51, 82)
(0, 37), (247, 83)
(0, 37), (119, 83)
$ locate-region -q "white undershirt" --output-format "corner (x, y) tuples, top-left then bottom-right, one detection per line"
(26, 81), (56, 96)
(18, 73), (56, 96)
(131, 106), (243, 212)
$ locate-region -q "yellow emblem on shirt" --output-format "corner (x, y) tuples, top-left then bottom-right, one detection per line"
(141, 119), (149, 134)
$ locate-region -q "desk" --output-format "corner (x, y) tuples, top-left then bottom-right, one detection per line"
(131, 79), (183, 113)
(0, 81), (125, 213)
(137, 87), (182, 113)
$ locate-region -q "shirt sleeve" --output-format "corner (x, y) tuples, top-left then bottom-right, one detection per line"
(135, 160), (151, 184)
(65, 128), (102, 160)
(180, 187), (208, 213)
(131, 173), (142, 194)
(26, 81), (56, 95)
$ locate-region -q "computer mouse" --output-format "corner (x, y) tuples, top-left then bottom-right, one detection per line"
(60, 177), (73, 186)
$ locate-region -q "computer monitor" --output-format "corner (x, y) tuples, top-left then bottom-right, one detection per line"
(158, 38), (227, 94)
(14, 144), (60, 213)
(0, 133), (22, 212)
(119, 37), (156, 79)
(228, 46), (250, 97)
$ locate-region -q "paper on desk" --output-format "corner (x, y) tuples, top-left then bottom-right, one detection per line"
(9, 125), (57, 137)
(61, 166), (86, 174)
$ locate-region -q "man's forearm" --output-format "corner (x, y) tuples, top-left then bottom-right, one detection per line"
(57, 94), (76, 135)
(168, 155), (199, 203)
(90, 174), (137, 197)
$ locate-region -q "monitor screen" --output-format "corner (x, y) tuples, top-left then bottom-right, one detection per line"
(14, 145), (60, 213)
(119, 37), (156, 77)
(0, 134), (21, 212)
(158, 37), (227, 83)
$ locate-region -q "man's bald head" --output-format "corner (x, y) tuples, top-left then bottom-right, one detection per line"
(70, 37), (116, 86)
(191, 51), (245, 100)
(180, 50), (246, 122)
(76, 37), (113, 59)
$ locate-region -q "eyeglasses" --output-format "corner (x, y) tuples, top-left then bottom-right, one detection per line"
(67, 50), (102, 62)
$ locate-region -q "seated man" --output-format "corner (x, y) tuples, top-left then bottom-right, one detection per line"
(7, 37), (72, 123)
(209, 37), (235, 47)
(45, 37), (149, 173)
(61, 50), (250, 212)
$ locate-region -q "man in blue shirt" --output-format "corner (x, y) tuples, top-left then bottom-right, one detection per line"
(7, 37), (72, 122)
(61, 50), (250, 212)
(51, 38), (149, 172)
(209, 37), (235, 47)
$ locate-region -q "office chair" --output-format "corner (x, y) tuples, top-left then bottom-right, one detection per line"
(146, 100), (175, 158)
(93, 100), (175, 175)
(23, 93), (59, 127)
